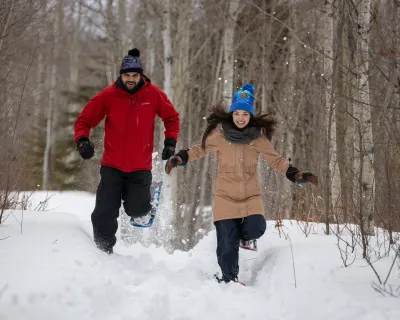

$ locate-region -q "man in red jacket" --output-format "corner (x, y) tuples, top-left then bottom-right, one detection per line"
(74, 48), (180, 254)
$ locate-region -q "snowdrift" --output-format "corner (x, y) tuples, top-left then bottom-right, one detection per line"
(0, 191), (399, 320)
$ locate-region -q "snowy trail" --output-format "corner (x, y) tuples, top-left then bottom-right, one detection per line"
(239, 246), (279, 287)
(1, 199), (400, 319)
(0, 210), (261, 320)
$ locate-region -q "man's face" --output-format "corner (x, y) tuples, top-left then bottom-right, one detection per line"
(121, 72), (141, 90)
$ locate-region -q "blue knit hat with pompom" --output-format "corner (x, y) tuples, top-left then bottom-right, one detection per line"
(229, 83), (255, 115)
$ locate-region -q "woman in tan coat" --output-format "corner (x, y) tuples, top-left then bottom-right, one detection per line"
(166, 83), (317, 284)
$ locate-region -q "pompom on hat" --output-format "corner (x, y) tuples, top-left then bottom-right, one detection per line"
(120, 48), (143, 75)
(229, 83), (255, 115)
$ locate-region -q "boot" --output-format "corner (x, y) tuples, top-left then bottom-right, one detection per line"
(240, 239), (258, 251)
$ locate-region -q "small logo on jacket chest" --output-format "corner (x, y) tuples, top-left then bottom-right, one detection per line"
(142, 102), (150, 105)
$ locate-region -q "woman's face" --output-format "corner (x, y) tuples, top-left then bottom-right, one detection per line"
(232, 110), (251, 129)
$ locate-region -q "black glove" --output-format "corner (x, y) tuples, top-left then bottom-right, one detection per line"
(165, 150), (188, 174)
(175, 149), (188, 165)
(77, 137), (94, 160)
(286, 165), (300, 183)
(286, 164), (318, 186)
(162, 138), (176, 160)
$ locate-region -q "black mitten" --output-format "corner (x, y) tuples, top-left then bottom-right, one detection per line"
(77, 137), (95, 160)
(175, 149), (189, 165)
(286, 165), (300, 183)
(164, 149), (189, 174)
(162, 138), (176, 160)
(286, 164), (318, 186)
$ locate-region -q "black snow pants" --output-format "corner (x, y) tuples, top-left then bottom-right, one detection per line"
(92, 166), (152, 253)
(214, 214), (266, 282)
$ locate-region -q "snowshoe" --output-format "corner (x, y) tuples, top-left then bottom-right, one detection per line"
(240, 239), (258, 251)
(130, 181), (162, 228)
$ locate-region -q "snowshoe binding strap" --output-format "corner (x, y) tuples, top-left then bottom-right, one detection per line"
(130, 214), (156, 228)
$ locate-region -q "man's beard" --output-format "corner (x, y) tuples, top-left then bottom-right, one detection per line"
(123, 81), (137, 91)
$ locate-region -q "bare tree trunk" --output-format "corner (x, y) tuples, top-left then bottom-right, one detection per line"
(105, 0), (117, 84)
(42, 0), (62, 190)
(162, 0), (173, 99)
(173, 2), (189, 122)
(277, 6), (303, 220)
(172, 1), (193, 249)
(213, 41), (225, 104)
(198, 31), (225, 212)
(335, 1), (351, 223)
(322, 0), (335, 234)
(353, 0), (375, 238)
(0, 0), (15, 54)
(159, 0), (176, 249)
(260, 0), (275, 113)
(160, 0), (173, 150)
(118, 0), (127, 57)
(70, 1), (81, 111)
(34, 1), (47, 121)
(222, 0), (240, 104)
(145, 1), (156, 77)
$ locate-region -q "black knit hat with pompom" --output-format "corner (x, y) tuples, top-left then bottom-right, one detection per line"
(119, 48), (143, 75)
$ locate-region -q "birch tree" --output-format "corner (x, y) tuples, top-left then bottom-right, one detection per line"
(222, 0), (240, 104)
(5, 0), (400, 250)
(144, 1), (156, 77)
(353, 0), (375, 237)
(162, 0), (173, 100)
(158, 0), (176, 249)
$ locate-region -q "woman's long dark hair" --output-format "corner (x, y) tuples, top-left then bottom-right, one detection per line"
(201, 102), (278, 148)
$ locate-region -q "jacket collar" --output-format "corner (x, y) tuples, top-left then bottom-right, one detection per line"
(113, 75), (150, 96)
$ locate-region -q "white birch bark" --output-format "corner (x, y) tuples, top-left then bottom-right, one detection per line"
(353, 0), (375, 235)
(162, 0), (173, 99)
(158, 0), (175, 247)
(145, 1), (156, 77)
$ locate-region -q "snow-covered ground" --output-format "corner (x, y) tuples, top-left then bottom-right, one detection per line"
(1, 191), (399, 320)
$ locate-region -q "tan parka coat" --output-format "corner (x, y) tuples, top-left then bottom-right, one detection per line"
(187, 128), (289, 222)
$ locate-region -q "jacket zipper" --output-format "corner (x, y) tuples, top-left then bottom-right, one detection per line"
(123, 97), (134, 168)
(239, 145), (246, 217)
(118, 82), (147, 169)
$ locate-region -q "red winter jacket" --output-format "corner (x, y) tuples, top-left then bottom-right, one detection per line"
(74, 77), (180, 172)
